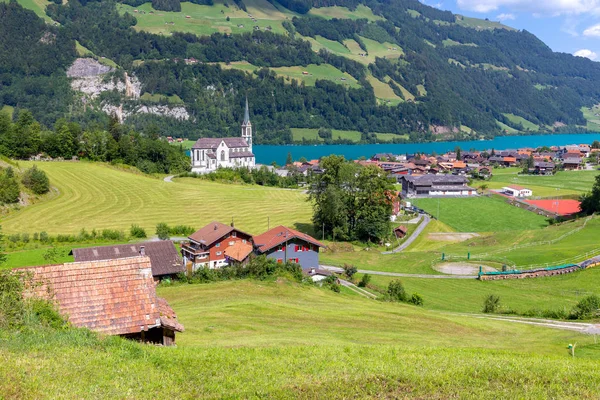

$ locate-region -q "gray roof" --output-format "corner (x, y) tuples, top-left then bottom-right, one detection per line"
(192, 137), (249, 150)
(562, 158), (582, 164)
(229, 151), (255, 158)
(401, 175), (468, 185)
(535, 161), (555, 168)
(71, 241), (184, 277)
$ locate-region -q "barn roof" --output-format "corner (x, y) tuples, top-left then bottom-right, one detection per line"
(188, 221), (251, 247)
(17, 257), (183, 335)
(71, 241), (183, 277)
(253, 226), (325, 253)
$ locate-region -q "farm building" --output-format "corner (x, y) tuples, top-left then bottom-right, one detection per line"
(399, 175), (476, 198)
(304, 267), (334, 282)
(71, 241), (183, 280)
(502, 185), (532, 197)
(253, 226), (325, 270)
(17, 257), (184, 345)
(181, 221), (253, 270)
(394, 225), (408, 238)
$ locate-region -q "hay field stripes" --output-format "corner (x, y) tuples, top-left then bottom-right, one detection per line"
(0, 162), (313, 235)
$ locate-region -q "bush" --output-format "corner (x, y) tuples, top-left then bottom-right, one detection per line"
(101, 229), (125, 241)
(33, 232), (39, 241)
(387, 280), (407, 302)
(130, 224), (147, 239)
(408, 293), (423, 306)
(343, 264), (357, 279)
(39, 231), (49, 243)
(156, 223), (170, 240)
(483, 294), (500, 313)
(358, 273), (371, 288)
(21, 233), (30, 243)
(570, 295), (600, 320)
(170, 225), (195, 236)
(8, 234), (20, 243)
(0, 168), (20, 204)
(185, 256), (302, 284)
(21, 165), (50, 195)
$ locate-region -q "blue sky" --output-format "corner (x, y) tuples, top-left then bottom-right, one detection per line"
(422, 0), (600, 61)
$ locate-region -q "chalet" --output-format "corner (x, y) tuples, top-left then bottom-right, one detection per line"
(252, 226), (325, 269)
(502, 185), (532, 197)
(394, 225), (408, 238)
(400, 175), (476, 198)
(562, 158), (583, 170)
(17, 257), (184, 345)
(181, 222), (253, 270)
(224, 241), (253, 264)
(71, 241), (184, 280)
(532, 161), (555, 175)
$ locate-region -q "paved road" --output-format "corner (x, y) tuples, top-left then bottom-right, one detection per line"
(455, 313), (600, 334)
(383, 214), (431, 254)
(321, 265), (477, 279)
(339, 279), (378, 298)
(164, 175), (175, 182)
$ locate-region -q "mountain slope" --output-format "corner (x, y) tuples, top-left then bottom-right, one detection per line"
(2, 0), (600, 143)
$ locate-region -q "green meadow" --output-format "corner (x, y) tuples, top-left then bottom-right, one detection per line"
(0, 161), (313, 236)
(488, 168), (599, 197)
(290, 128), (406, 143)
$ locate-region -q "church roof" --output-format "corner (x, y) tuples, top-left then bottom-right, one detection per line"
(243, 97), (250, 125)
(192, 137), (249, 150)
(230, 151), (255, 158)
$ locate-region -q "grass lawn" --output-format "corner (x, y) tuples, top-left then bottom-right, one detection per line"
(367, 74), (403, 105)
(0, 161), (313, 235)
(455, 14), (516, 31)
(140, 92), (184, 104)
(7, 0), (53, 22)
(4, 279), (600, 398)
(488, 168), (599, 197)
(414, 196), (548, 232)
(582, 104), (600, 131)
(496, 119), (519, 134)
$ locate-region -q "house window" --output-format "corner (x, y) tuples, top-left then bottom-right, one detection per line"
(278, 246), (284, 252)
(221, 150), (225, 161)
(232, 232), (237, 237)
(242, 239), (246, 243)
(288, 258), (299, 263)
(229, 241), (235, 246)
(216, 251), (222, 256)
(216, 243), (220, 248)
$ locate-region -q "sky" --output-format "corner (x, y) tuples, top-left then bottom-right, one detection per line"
(422, 0), (600, 61)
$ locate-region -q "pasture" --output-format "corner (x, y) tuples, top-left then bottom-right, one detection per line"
(308, 5), (383, 21)
(4, 279), (600, 398)
(290, 128), (405, 143)
(503, 113), (540, 131)
(414, 195), (548, 232)
(271, 64), (360, 88)
(0, 162), (313, 235)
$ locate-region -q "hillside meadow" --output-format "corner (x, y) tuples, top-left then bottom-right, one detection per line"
(4, 279), (600, 398)
(0, 161), (313, 235)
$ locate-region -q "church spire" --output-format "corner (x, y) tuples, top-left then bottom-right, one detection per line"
(243, 96), (250, 125)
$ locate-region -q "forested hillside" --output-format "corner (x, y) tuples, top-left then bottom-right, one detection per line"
(2, 0), (600, 144)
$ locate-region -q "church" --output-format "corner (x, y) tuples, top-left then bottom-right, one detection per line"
(190, 99), (255, 173)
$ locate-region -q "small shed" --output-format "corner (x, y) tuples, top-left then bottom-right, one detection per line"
(394, 225), (408, 238)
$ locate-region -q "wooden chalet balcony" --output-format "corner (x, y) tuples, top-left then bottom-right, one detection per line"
(181, 242), (208, 256)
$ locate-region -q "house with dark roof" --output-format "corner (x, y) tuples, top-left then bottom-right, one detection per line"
(252, 226), (325, 270)
(17, 257), (184, 345)
(71, 241), (183, 280)
(562, 157), (583, 170)
(181, 221), (253, 270)
(531, 161), (555, 175)
(190, 99), (255, 173)
(399, 175), (476, 198)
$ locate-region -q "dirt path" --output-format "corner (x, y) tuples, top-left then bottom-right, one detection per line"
(382, 214), (431, 254)
(434, 262), (496, 275)
(164, 175), (175, 183)
(454, 313), (600, 334)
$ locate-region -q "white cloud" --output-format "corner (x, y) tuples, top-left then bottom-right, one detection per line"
(496, 13), (516, 20)
(583, 23), (600, 36)
(561, 17), (580, 37)
(574, 49), (598, 59)
(456, 0), (600, 15)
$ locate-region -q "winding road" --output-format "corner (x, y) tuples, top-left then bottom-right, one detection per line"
(383, 213), (431, 254)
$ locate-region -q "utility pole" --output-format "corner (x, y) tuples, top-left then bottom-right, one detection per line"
(322, 223), (325, 241)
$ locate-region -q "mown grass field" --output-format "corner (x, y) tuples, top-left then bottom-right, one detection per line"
(290, 128), (406, 143)
(307, 4), (382, 21)
(4, 279), (600, 398)
(488, 167), (599, 197)
(503, 113), (540, 131)
(414, 195), (548, 232)
(582, 104), (600, 131)
(271, 64), (360, 88)
(0, 162), (313, 235)
(2, 0), (53, 22)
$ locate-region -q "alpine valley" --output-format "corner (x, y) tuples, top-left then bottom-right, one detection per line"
(2, 0), (600, 144)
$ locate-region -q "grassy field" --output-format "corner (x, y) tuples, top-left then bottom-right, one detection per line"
(0, 162), (312, 235)
(308, 4), (382, 21)
(488, 167), (599, 197)
(3, 0), (53, 22)
(271, 64), (360, 88)
(140, 92), (184, 104)
(414, 196), (548, 232)
(455, 14), (516, 31)
(503, 113), (539, 131)
(4, 279), (600, 398)
(496, 119), (519, 134)
(290, 128), (406, 143)
(582, 104), (600, 131)
(367, 74), (403, 105)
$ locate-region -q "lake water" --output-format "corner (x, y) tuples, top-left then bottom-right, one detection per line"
(253, 133), (600, 165)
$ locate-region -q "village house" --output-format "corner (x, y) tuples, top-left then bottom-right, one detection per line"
(502, 185), (532, 197)
(181, 221), (253, 270)
(562, 157), (583, 170)
(190, 99), (255, 173)
(394, 225), (408, 238)
(399, 175), (476, 198)
(252, 226), (325, 270)
(71, 241), (184, 280)
(18, 257), (184, 346)
(531, 161), (555, 175)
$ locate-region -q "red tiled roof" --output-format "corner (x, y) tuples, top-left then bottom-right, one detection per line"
(394, 225), (408, 234)
(17, 257), (183, 335)
(224, 241), (253, 262)
(253, 226), (325, 253)
(188, 221), (251, 247)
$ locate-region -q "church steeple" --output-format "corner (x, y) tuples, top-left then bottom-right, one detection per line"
(241, 97), (252, 152)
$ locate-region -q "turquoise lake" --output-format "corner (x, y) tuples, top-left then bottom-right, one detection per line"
(252, 133), (600, 165)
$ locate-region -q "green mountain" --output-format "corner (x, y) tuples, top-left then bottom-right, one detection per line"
(2, 0), (600, 144)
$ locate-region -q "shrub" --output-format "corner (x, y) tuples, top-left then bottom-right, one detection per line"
(387, 280), (407, 302)
(130, 224), (147, 239)
(39, 231), (49, 243)
(0, 168), (20, 204)
(21, 165), (50, 195)
(0, 270), (27, 329)
(8, 234), (20, 243)
(408, 293), (423, 306)
(101, 229), (125, 241)
(358, 273), (371, 288)
(21, 233), (30, 243)
(33, 232), (39, 241)
(156, 223), (170, 240)
(343, 264), (357, 279)
(483, 294), (501, 313)
(570, 295), (600, 320)
(169, 225), (195, 236)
